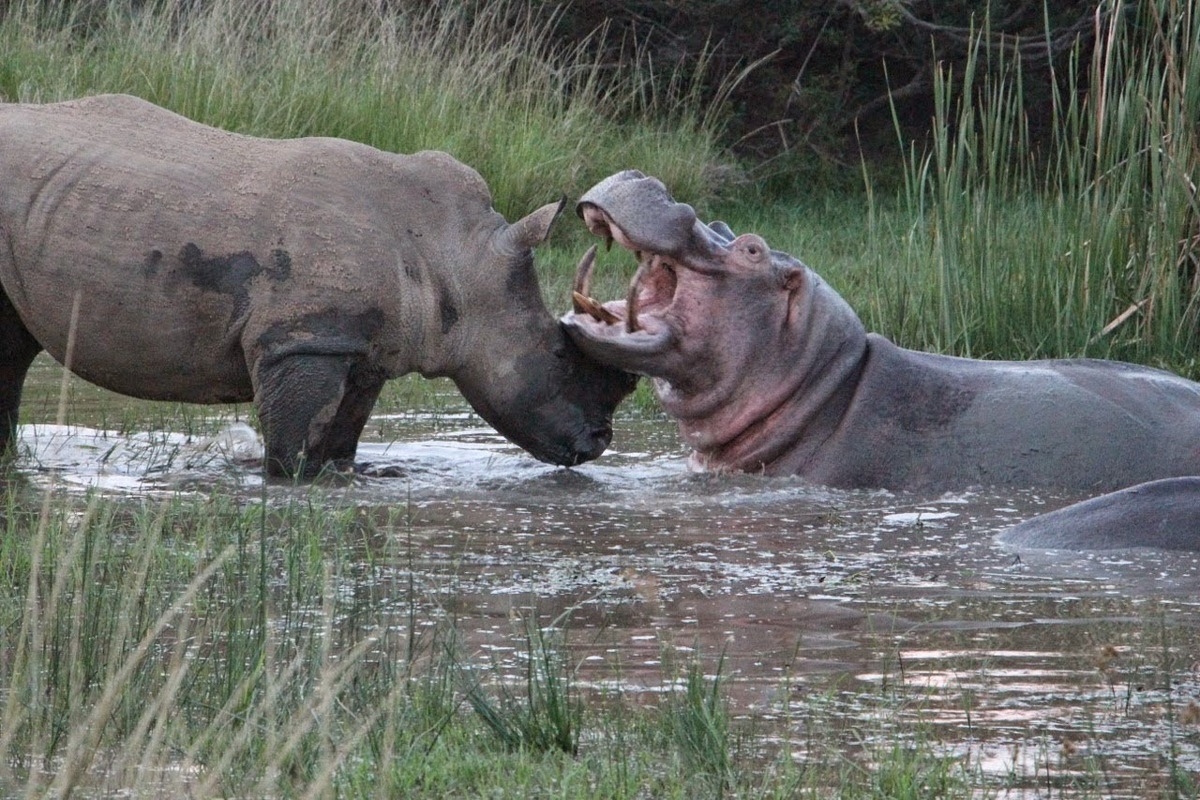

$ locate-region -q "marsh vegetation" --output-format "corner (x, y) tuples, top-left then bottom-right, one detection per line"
(1, 0), (1199, 796)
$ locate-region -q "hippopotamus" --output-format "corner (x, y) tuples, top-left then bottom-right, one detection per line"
(562, 170), (1200, 494)
(998, 477), (1200, 551)
(0, 95), (635, 477)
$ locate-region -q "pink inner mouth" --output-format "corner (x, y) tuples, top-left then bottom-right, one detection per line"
(572, 213), (679, 334)
(621, 253), (677, 332)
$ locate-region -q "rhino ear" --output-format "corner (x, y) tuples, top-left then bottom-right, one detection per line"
(497, 196), (567, 255)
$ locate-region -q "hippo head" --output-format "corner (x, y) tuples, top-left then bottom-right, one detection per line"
(561, 170), (866, 461)
(446, 199), (637, 467)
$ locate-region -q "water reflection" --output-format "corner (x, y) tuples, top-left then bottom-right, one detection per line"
(11, 358), (1200, 795)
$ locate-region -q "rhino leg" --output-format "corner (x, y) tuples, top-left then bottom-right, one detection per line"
(255, 353), (383, 478)
(0, 289), (42, 457)
(310, 365), (385, 465)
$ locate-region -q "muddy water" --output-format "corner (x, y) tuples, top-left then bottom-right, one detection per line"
(13, 357), (1200, 795)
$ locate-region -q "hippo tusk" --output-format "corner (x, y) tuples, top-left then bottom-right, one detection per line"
(573, 244), (597, 299)
(579, 204), (617, 251)
(572, 291), (621, 324)
(571, 245), (621, 323)
(625, 260), (647, 333)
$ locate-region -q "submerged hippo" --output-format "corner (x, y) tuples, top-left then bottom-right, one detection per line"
(0, 95), (635, 477)
(998, 477), (1200, 551)
(562, 170), (1200, 494)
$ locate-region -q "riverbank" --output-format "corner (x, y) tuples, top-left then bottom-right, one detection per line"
(3, 0), (1197, 373)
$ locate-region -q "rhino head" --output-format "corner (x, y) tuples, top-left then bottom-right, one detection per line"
(441, 198), (637, 466)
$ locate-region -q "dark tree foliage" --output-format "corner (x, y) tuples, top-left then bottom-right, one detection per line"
(531, 0), (1109, 187)
(5, 0), (1120, 185)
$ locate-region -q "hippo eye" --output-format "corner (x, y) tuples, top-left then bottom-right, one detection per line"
(735, 236), (768, 260)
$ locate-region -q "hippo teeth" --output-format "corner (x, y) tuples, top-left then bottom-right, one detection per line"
(573, 244), (597, 299)
(572, 245), (620, 324)
(625, 260), (648, 333)
(573, 291), (621, 324)
(579, 205), (615, 252)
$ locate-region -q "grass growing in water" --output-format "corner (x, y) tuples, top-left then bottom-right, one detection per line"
(1, 487), (1198, 797)
(459, 607), (583, 756)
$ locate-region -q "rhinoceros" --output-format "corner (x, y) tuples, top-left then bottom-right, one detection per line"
(562, 170), (1200, 494)
(0, 94), (635, 477)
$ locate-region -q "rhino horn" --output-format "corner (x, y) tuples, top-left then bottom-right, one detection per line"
(496, 197), (566, 256)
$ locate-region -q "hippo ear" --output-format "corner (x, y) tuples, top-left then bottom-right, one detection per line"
(497, 197), (567, 255)
(777, 264), (805, 292)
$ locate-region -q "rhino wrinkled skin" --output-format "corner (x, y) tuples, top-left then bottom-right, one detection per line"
(0, 94), (634, 477)
(563, 170), (1200, 548)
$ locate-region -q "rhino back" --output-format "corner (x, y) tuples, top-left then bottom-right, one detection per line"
(0, 95), (492, 401)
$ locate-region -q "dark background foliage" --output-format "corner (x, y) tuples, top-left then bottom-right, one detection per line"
(530, 0), (1108, 191)
(3, 0), (1120, 188)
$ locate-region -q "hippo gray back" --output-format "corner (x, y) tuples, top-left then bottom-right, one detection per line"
(563, 169), (1200, 493)
(998, 478), (1200, 551)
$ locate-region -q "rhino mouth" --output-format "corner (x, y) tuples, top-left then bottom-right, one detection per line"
(565, 206), (679, 357)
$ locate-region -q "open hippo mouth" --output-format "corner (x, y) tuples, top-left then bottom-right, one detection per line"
(568, 211), (680, 355)
(562, 170), (720, 367)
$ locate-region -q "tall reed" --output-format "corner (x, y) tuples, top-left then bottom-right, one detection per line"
(0, 0), (728, 220)
(871, 0), (1200, 369)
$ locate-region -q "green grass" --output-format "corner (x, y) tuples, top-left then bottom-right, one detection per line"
(4, 0), (1198, 377)
(2, 484), (1198, 798)
(0, 0), (726, 222)
(535, 0), (1200, 387)
(681, 0), (1199, 378)
(2, 0), (1200, 796)
(864, 0), (1200, 370)
(0, 489), (1108, 800)
(459, 607), (583, 756)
